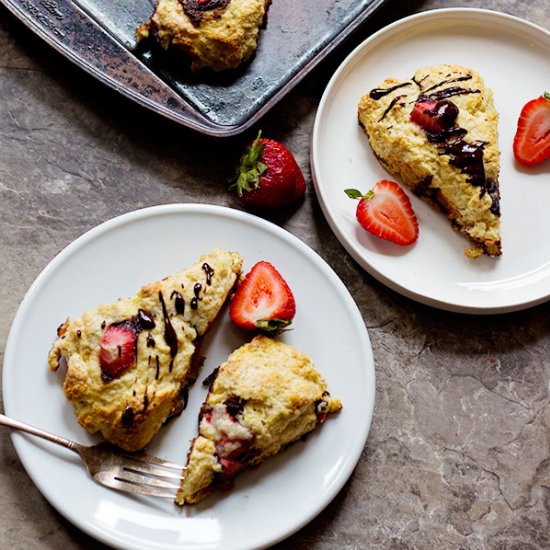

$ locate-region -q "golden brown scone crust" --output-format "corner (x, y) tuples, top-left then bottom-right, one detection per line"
(48, 249), (242, 451)
(358, 64), (501, 257)
(176, 335), (341, 504)
(137, 0), (269, 72)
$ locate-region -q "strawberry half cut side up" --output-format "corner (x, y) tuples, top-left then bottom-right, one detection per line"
(345, 180), (419, 246)
(513, 92), (550, 166)
(229, 261), (296, 336)
(99, 324), (137, 381)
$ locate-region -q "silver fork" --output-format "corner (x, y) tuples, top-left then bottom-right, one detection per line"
(0, 413), (184, 499)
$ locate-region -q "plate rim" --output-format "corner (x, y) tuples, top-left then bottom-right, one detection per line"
(2, 203), (375, 550)
(311, 7), (550, 315)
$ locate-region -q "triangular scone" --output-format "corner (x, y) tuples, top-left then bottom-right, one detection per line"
(358, 64), (501, 257)
(48, 249), (242, 451)
(136, 0), (270, 72)
(176, 335), (342, 505)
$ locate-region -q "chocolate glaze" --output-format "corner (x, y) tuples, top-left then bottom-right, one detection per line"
(411, 92), (499, 214)
(121, 405), (135, 428)
(439, 139), (499, 214)
(202, 262), (215, 286)
(158, 291), (178, 359)
(440, 139), (487, 187)
(179, 0), (230, 27)
(76, 330), (81, 338)
(146, 333), (155, 348)
(190, 283), (202, 310)
(137, 309), (155, 330)
(416, 99), (467, 143)
(155, 355), (160, 380)
(369, 81), (412, 100)
(143, 389), (149, 412)
(101, 320), (106, 330)
(112, 309), (156, 336)
(421, 74), (472, 94)
(225, 395), (245, 418)
(424, 86), (480, 102)
(170, 290), (185, 315)
(379, 95), (406, 121)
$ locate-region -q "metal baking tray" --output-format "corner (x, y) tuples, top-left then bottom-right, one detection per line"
(1, 0), (387, 136)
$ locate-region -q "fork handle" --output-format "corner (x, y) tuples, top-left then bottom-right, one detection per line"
(0, 413), (80, 452)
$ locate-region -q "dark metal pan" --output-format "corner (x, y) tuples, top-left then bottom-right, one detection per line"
(1, 0), (387, 136)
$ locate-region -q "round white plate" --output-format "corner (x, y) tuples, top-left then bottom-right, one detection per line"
(3, 204), (374, 550)
(312, 8), (550, 314)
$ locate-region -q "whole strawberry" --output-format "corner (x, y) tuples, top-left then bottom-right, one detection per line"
(345, 180), (419, 246)
(231, 130), (306, 210)
(513, 92), (550, 166)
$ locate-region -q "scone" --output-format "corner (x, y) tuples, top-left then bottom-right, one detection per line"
(176, 335), (342, 504)
(48, 249), (242, 451)
(137, 0), (270, 72)
(358, 64), (501, 257)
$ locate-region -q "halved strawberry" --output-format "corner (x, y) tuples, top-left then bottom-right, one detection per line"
(98, 324), (136, 381)
(229, 261), (296, 335)
(345, 180), (419, 246)
(410, 98), (460, 137)
(513, 92), (550, 166)
(410, 99), (440, 132)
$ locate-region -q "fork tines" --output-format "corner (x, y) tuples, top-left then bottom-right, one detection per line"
(96, 452), (186, 499)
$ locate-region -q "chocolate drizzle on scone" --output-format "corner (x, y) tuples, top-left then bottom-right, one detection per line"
(178, 0), (231, 27)
(358, 64), (502, 257)
(48, 248), (243, 452)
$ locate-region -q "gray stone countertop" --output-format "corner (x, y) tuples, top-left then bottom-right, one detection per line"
(1, 0), (549, 548)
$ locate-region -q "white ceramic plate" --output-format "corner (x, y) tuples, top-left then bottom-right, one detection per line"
(311, 8), (550, 314)
(3, 204), (374, 550)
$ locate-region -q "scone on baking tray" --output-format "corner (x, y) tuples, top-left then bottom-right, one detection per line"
(358, 64), (501, 258)
(176, 335), (341, 505)
(48, 249), (242, 452)
(136, 0), (270, 72)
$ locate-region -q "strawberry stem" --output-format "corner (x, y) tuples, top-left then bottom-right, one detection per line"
(543, 92), (550, 102)
(344, 188), (363, 199)
(344, 188), (375, 201)
(230, 130), (268, 196)
(255, 318), (292, 336)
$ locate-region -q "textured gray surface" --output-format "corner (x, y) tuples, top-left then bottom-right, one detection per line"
(0, 0), (549, 548)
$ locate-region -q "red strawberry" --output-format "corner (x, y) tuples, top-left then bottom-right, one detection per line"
(345, 180), (419, 246)
(98, 324), (136, 381)
(410, 99), (459, 136)
(513, 92), (550, 165)
(410, 100), (440, 132)
(229, 261), (296, 335)
(230, 130), (306, 210)
(218, 458), (246, 481)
